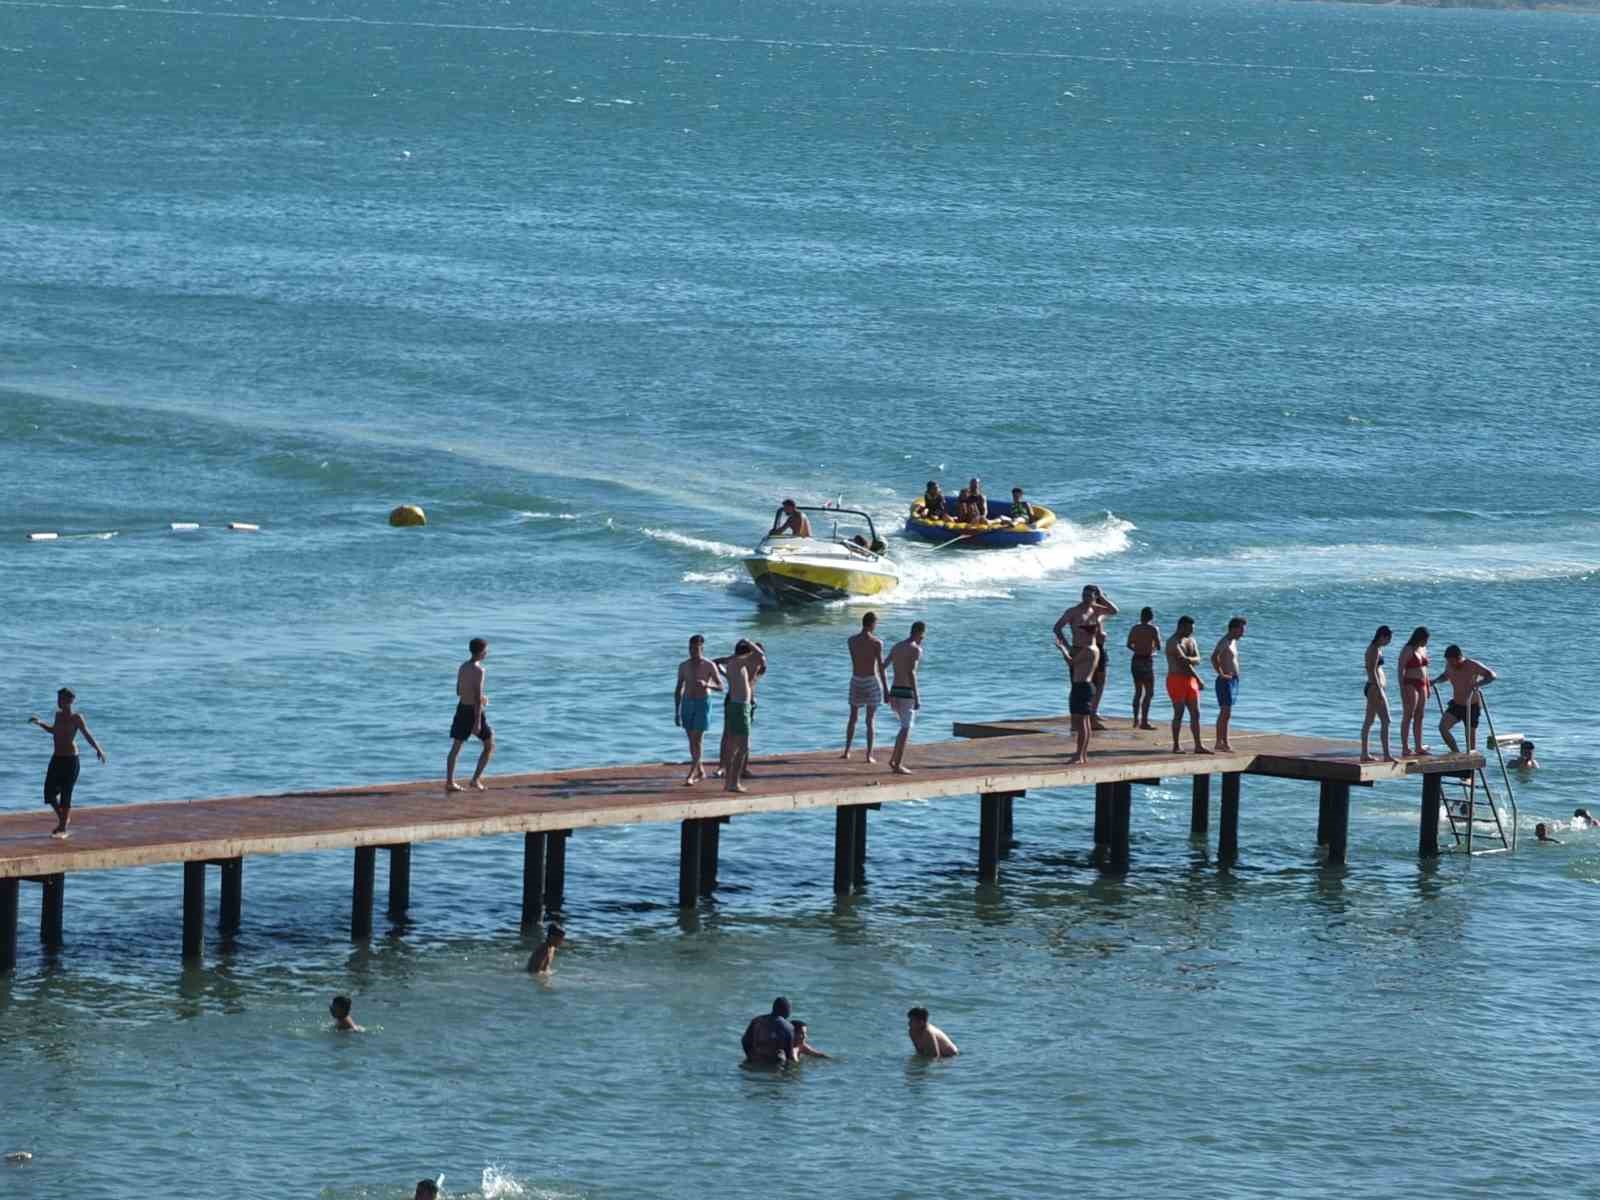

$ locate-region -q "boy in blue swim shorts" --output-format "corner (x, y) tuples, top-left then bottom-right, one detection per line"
(675, 634), (725, 785)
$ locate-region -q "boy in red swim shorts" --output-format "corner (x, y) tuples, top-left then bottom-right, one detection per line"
(1164, 617), (1212, 756)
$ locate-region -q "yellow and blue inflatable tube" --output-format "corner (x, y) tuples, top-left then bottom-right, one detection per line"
(905, 499), (1056, 547)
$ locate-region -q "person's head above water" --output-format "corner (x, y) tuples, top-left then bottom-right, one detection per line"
(771, 996), (791, 1018)
(1536, 822), (1552, 840)
(907, 1006), (930, 1028)
(1520, 743), (1536, 761)
(415, 1181), (440, 1200)
(329, 995), (352, 1019)
(791, 1019), (809, 1038)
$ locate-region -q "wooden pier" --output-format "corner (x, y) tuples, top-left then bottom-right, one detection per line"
(0, 721), (1483, 971)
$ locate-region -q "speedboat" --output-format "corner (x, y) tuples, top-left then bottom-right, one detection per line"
(743, 506), (899, 605)
(904, 497), (1056, 548)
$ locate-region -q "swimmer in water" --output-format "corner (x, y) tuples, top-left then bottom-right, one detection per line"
(1535, 823), (1562, 845)
(791, 1019), (832, 1060)
(906, 1006), (959, 1058)
(414, 1180), (440, 1200)
(329, 995), (363, 1032)
(742, 996), (798, 1065)
(29, 687), (107, 838)
(527, 923), (566, 974)
(1573, 808), (1597, 828)
(1514, 742), (1539, 771)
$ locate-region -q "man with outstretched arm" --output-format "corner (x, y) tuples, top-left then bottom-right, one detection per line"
(843, 612), (890, 763)
(446, 637), (494, 792)
(1053, 584), (1119, 731)
(1164, 616), (1212, 755)
(675, 634), (724, 785)
(28, 687), (107, 838)
(886, 621), (926, 776)
(1435, 645), (1496, 753)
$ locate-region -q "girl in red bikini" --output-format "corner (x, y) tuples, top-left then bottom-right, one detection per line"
(1398, 626), (1432, 757)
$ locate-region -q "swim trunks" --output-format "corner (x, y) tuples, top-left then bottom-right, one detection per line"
(1446, 701), (1481, 722)
(849, 674), (883, 708)
(1069, 680), (1095, 716)
(726, 701), (753, 738)
(44, 755), (80, 807)
(1131, 655), (1155, 680)
(680, 696), (710, 733)
(1215, 676), (1239, 708)
(450, 703), (492, 742)
(889, 685), (917, 731)
(1165, 674), (1200, 705)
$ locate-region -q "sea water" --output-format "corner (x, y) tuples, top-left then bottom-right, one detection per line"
(3, 0), (1600, 1195)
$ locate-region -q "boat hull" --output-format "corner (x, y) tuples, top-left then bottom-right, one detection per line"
(743, 557), (898, 605)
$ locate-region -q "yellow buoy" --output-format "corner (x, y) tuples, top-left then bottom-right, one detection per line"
(389, 504), (427, 528)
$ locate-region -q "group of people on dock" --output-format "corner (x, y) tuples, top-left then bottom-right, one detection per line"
(920, 477), (1037, 525)
(1050, 586), (1246, 765)
(1359, 626), (1498, 762)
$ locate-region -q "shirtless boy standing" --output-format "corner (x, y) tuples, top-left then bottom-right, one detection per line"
(1435, 646), (1496, 753)
(886, 622), (926, 776)
(906, 1006), (959, 1058)
(719, 640), (767, 793)
(28, 687), (106, 838)
(843, 612), (889, 762)
(1126, 607), (1162, 730)
(1053, 585), (1119, 730)
(1059, 637), (1099, 765)
(675, 634), (724, 784)
(1209, 617), (1246, 752)
(1165, 617), (1211, 755)
(446, 637), (494, 793)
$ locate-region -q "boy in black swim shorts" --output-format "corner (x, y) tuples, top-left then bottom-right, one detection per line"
(28, 687), (107, 838)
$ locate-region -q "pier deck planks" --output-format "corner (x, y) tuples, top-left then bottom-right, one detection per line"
(0, 723), (1482, 880)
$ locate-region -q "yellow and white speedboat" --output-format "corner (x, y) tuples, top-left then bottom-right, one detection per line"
(743, 506), (899, 605)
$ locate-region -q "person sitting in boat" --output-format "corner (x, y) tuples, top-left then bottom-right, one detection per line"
(1008, 487), (1034, 524)
(769, 498), (812, 539)
(953, 489), (977, 524)
(966, 478), (989, 523)
(922, 481), (948, 519)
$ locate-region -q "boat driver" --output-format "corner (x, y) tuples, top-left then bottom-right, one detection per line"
(769, 499), (813, 538)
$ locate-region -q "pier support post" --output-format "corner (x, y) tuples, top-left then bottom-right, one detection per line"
(978, 793), (1003, 883)
(386, 844), (411, 918)
(351, 846), (376, 942)
(544, 830), (568, 913)
(1191, 775), (1211, 836)
(1419, 774), (1442, 858)
(182, 861), (206, 961)
(39, 873), (64, 949)
(852, 807), (868, 888)
(1316, 787), (1331, 845)
(999, 794), (1017, 853)
(1110, 782), (1133, 871)
(677, 819), (703, 909)
(1323, 782), (1351, 865)
(700, 819), (722, 897)
(834, 806), (857, 895)
(1093, 783), (1113, 863)
(0, 878), (17, 973)
(219, 858), (243, 935)
(522, 832), (547, 930)
(1218, 773), (1241, 864)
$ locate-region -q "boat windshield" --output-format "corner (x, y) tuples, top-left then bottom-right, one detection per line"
(765, 505), (881, 547)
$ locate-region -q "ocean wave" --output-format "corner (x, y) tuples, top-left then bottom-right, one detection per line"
(1173, 540), (1600, 589)
(641, 527), (749, 558)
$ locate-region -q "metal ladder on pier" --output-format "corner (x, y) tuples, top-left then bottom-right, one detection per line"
(1432, 688), (1518, 854)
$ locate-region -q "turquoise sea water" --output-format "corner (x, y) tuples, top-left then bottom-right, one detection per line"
(4, 0), (1600, 1195)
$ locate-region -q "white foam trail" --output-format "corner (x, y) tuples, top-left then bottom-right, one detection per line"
(889, 514), (1135, 602)
(1166, 540), (1600, 590)
(642, 527), (749, 558)
(513, 510), (579, 522)
(682, 569), (740, 585)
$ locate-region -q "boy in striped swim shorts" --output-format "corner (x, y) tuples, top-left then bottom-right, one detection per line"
(842, 612), (889, 763)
